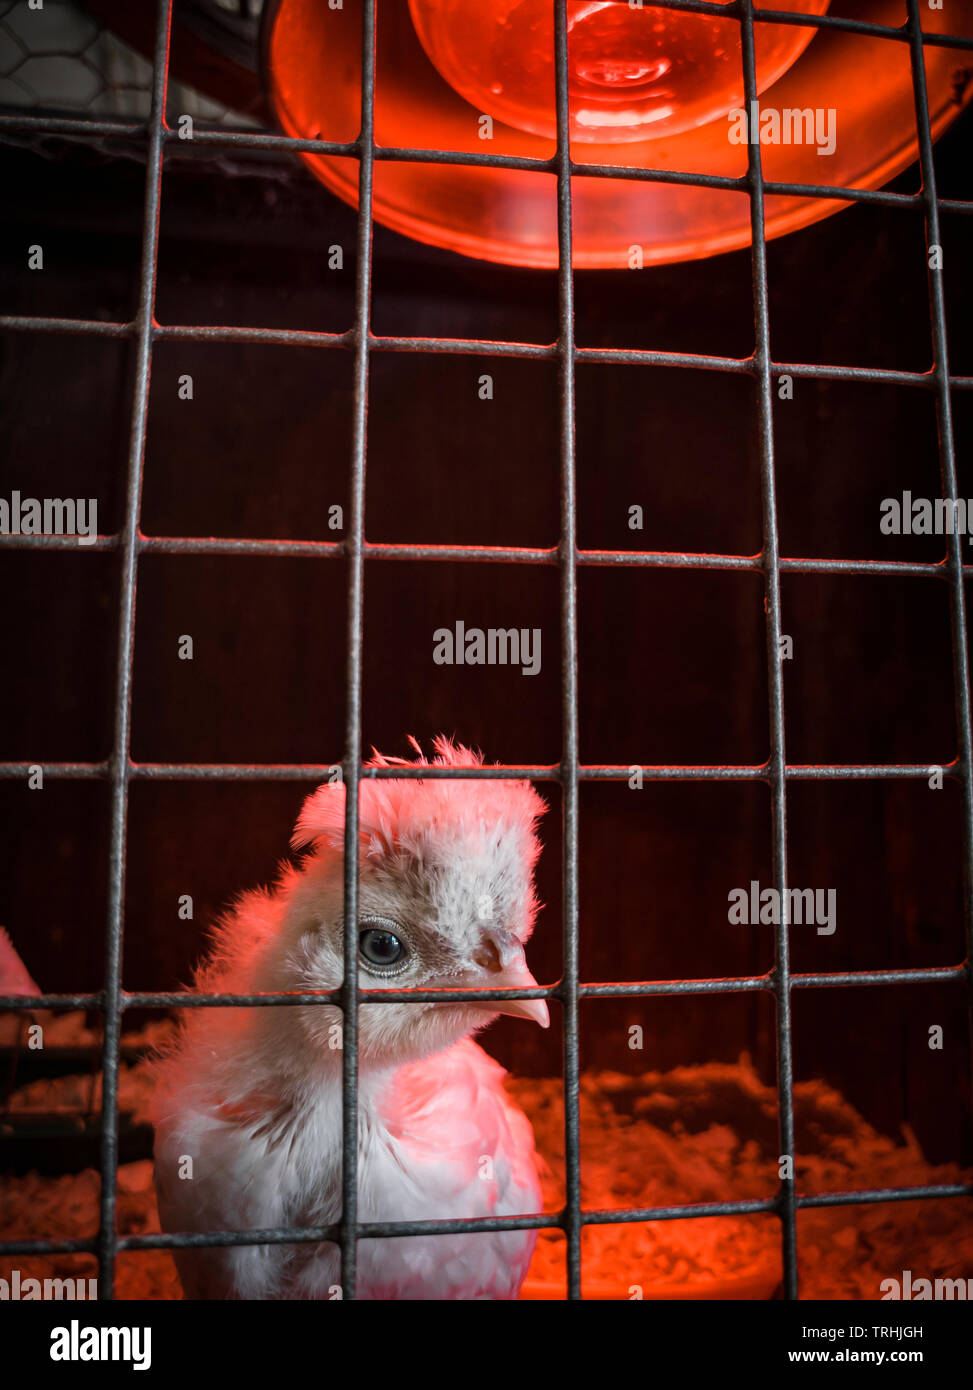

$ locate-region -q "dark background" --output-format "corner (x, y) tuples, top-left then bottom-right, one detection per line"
(1, 70), (971, 1182)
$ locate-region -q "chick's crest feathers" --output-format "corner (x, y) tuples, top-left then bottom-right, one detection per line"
(291, 736), (546, 872)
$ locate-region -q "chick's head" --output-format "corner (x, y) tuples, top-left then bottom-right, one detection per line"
(272, 738), (549, 1068)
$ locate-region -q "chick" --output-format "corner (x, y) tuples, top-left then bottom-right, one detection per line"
(151, 737), (549, 1300)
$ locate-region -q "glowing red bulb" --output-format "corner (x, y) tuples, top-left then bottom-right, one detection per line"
(408, 0), (829, 144)
(264, 0), (973, 269)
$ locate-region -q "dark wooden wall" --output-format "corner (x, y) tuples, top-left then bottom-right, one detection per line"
(1, 108), (971, 1165)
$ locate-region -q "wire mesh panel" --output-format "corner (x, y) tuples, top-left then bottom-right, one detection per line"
(0, 0), (971, 1303)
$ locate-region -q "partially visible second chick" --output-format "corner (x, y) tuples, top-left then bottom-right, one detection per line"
(151, 737), (549, 1300)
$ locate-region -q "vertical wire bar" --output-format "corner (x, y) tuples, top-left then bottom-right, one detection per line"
(97, 0), (171, 1300)
(339, 0), (376, 1301)
(739, 0), (798, 1299)
(906, 0), (973, 1068)
(553, 0), (582, 1301)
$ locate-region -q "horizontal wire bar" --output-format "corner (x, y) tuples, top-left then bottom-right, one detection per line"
(0, 157), (964, 220)
(573, 164), (926, 214)
(585, 1181), (973, 1223)
(373, 334), (556, 360)
(2, 118), (972, 214)
(0, 1238), (98, 1258)
(1, 1181), (969, 1259)
(583, 964), (969, 996)
(772, 361), (939, 388)
(6, 319), (973, 396)
(0, 530), (967, 581)
(761, 181), (917, 210)
(795, 1182), (973, 1209)
(1, 963), (966, 1014)
(374, 143), (553, 175)
(790, 964), (970, 988)
(0, 315), (133, 338)
(750, 6), (973, 50)
(155, 324), (351, 349)
(0, 114), (146, 137)
(0, 761), (964, 783)
(3, 314), (973, 394)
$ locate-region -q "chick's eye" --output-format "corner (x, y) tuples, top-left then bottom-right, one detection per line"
(359, 926), (407, 971)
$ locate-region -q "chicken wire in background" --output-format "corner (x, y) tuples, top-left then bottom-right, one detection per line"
(0, 0), (261, 123)
(0, 0), (971, 1302)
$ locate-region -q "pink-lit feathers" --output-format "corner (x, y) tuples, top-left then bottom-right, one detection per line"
(151, 738), (548, 1299)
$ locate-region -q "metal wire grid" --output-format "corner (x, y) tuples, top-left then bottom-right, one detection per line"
(0, 0), (970, 1302)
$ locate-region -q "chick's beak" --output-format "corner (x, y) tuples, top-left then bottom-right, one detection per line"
(463, 937), (550, 1028)
(484, 972), (550, 1028)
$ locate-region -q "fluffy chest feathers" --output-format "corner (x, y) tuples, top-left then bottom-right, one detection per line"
(153, 1037), (540, 1301)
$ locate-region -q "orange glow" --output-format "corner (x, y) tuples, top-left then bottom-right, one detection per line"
(408, 0), (827, 144)
(5, 1054), (972, 1300)
(264, 2), (973, 269)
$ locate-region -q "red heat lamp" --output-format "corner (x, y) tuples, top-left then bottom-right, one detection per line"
(261, 1), (973, 267)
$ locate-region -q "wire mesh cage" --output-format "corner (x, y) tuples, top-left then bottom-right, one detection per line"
(0, 0), (972, 1305)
